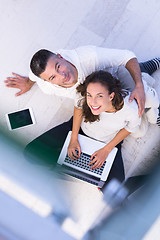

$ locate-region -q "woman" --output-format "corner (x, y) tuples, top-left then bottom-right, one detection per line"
(67, 70), (142, 185)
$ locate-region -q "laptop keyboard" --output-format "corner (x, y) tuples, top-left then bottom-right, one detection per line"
(64, 151), (106, 176)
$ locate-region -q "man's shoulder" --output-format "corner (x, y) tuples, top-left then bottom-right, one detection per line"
(59, 45), (97, 56)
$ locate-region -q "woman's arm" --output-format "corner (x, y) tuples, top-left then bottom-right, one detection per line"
(89, 128), (130, 169)
(67, 107), (83, 159)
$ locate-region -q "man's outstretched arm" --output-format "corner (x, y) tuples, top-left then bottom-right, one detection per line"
(125, 58), (145, 118)
(4, 72), (35, 96)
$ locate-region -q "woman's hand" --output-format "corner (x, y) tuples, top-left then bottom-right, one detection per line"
(67, 138), (81, 160)
(88, 147), (110, 169)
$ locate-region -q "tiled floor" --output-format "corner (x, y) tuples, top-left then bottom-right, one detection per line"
(0, 0), (160, 239)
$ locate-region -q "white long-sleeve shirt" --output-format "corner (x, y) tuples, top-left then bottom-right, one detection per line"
(29, 45), (136, 98)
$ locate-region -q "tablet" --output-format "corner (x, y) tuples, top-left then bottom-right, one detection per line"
(6, 108), (36, 130)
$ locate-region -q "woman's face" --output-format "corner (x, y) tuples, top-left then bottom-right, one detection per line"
(86, 82), (115, 115)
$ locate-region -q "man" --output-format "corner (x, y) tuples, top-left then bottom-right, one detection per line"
(5, 45), (145, 117)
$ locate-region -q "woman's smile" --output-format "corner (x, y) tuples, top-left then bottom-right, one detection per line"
(90, 105), (101, 110)
(87, 82), (115, 115)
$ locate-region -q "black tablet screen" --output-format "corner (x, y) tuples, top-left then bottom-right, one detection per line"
(8, 109), (33, 130)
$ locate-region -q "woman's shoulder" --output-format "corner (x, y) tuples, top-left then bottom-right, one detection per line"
(123, 93), (139, 114)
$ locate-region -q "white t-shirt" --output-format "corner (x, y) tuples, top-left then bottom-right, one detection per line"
(29, 45), (136, 98)
(80, 94), (141, 144)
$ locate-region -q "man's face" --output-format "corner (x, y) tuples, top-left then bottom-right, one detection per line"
(40, 54), (78, 88)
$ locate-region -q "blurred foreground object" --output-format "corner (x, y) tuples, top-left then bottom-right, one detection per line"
(84, 157), (160, 240)
(0, 129), (74, 240)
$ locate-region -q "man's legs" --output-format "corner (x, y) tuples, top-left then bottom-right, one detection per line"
(139, 57), (160, 75)
(139, 57), (160, 128)
(117, 57), (160, 91)
(156, 105), (160, 127)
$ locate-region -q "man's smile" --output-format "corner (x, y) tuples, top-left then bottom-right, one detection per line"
(64, 73), (70, 83)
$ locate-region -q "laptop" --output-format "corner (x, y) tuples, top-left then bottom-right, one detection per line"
(57, 131), (118, 188)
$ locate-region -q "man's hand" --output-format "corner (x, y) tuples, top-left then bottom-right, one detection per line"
(129, 84), (145, 118)
(125, 58), (145, 118)
(4, 72), (35, 96)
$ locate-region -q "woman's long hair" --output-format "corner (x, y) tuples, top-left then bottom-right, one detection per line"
(77, 70), (128, 122)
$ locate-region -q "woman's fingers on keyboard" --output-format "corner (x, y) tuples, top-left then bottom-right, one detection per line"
(76, 147), (81, 157)
(88, 157), (96, 167)
(69, 149), (79, 160)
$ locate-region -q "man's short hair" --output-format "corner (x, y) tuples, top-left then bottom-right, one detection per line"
(30, 49), (56, 77)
